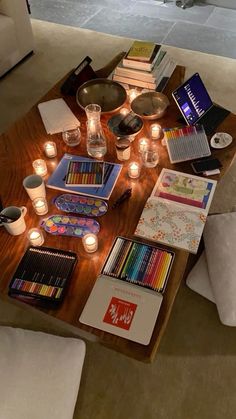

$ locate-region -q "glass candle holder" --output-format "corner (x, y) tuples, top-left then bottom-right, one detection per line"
(44, 141), (57, 158)
(128, 161), (141, 179)
(32, 159), (48, 176)
(138, 137), (149, 153)
(32, 197), (48, 215)
(142, 144), (159, 168)
(27, 228), (44, 246)
(115, 138), (131, 161)
(120, 107), (129, 116)
(62, 126), (81, 147)
(82, 233), (98, 253)
(150, 123), (162, 140)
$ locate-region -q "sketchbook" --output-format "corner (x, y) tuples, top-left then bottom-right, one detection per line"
(135, 169), (217, 254)
(46, 154), (122, 200)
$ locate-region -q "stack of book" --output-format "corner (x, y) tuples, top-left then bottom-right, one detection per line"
(112, 40), (176, 91)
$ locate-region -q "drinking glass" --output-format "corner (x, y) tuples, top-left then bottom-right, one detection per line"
(62, 126), (81, 147)
(142, 144), (159, 168)
(85, 104), (101, 122)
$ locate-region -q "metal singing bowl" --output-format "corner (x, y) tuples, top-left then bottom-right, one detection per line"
(76, 78), (127, 113)
(131, 91), (170, 120)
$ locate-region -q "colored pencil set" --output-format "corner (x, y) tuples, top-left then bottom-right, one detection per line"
(65, 160), (104, 186)
(163, 124), (210, 163)
(102, 237), (174, 293)
(8, 246), (77, 304)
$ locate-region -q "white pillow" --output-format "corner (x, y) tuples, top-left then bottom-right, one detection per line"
(0, 327), (86, 419)
(186, 252), (215, 303)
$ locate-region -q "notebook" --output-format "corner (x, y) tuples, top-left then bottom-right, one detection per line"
(172, 72), (230, 135)
(135, 169), (217, 254)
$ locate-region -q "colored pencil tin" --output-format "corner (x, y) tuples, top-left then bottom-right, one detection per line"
(101, 236), (175, 293)
(8, 246), (77, 306)
(41, 215), (100, 237)
(53, 194), (108, 217)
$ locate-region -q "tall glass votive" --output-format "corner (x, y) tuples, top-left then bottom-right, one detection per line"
(32, 159), (48, 176)
(27, 228), (44, 246)
(138, 137), (149, 153)
(32, 197), (48, 215)
(150, 123), (162, 140)
(115, 138), (131, 161)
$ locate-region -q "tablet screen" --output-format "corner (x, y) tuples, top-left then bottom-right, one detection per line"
(172, 73), (213, 124)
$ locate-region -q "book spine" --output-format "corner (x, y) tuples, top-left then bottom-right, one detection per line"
(113, 74), (156, 90)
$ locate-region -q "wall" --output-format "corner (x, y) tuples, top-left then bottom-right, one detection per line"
(203, 0), (236, 9)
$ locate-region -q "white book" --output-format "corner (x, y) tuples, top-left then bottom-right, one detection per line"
(113, 74), (157, 90)
(115, 51), (168, 82)
(79, 274), (163, 345)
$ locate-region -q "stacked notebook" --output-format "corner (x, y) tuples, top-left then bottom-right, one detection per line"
(112, 40), (176, 91)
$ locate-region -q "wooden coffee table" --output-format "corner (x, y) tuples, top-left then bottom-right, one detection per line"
(0, 66), (236, 362)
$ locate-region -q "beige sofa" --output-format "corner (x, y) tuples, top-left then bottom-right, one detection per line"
(0, 0), (34, 77)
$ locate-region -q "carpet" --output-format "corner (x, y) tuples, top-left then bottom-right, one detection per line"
(1, 19), (236, 419)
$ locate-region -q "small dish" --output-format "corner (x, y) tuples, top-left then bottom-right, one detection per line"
(210, 132), (233, 149)
(131, 91), (169, 120)
(107, 113), (143, 137)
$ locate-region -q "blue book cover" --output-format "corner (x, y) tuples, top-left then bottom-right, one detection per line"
(46, 154), (122, 200)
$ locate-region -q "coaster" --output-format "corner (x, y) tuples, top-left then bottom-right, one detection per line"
(210, 132), (233, 149)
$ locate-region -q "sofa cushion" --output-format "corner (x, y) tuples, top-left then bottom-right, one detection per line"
(0, 326), (86, 419)
(186, 252), (215, 303)
(0, 14), (18, 60)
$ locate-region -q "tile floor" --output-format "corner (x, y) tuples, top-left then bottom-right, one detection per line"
(29, 0), (236, 59)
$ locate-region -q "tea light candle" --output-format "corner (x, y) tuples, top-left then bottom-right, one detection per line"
(120, 108), (129, 116)
(128, 161), (141, 179)
(151, 123), (162, 140)
(82, 233), (98, 253)
(32, 159), (48, 176)
(27, 228), (44, 246)
(128, 88), (139, 103)
(32, 197), (48, 215)
(138, 137), (149, 153)
(44, 141), (57, 158)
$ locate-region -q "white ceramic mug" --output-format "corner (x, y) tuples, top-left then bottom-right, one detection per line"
(23, 174), (46, 200)
(0, 206), (27, 235)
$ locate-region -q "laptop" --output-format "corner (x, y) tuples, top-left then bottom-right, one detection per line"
(172, 72), (230, 135)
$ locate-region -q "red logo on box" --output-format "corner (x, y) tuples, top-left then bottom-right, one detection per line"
(103, 297), (137, 330)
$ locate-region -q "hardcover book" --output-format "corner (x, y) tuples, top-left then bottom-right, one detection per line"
(46, 154), (122, 200)
(79, 236), (174, 345)
(126, 41), (157, 62)
(123, 44), (162, 71)
(135, 169), (217, 254)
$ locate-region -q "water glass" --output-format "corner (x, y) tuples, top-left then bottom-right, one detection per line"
(62, 126), (81, 147)
(142, 144), (159, 168)
(85, 104), (101, 122)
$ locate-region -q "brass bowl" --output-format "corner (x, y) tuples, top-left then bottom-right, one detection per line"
(131, 91), (170, 120)
(76, 78), (127, 113)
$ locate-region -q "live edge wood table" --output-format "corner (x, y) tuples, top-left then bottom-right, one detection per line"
(0, 66), (236, 362)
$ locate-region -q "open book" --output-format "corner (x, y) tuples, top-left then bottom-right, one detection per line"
(135, 169), (217, 254)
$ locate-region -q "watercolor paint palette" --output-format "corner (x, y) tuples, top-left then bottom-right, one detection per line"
(53, 194), (108, 217)
(41, 215), (100, 237)
(8, 246), (77, 306)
